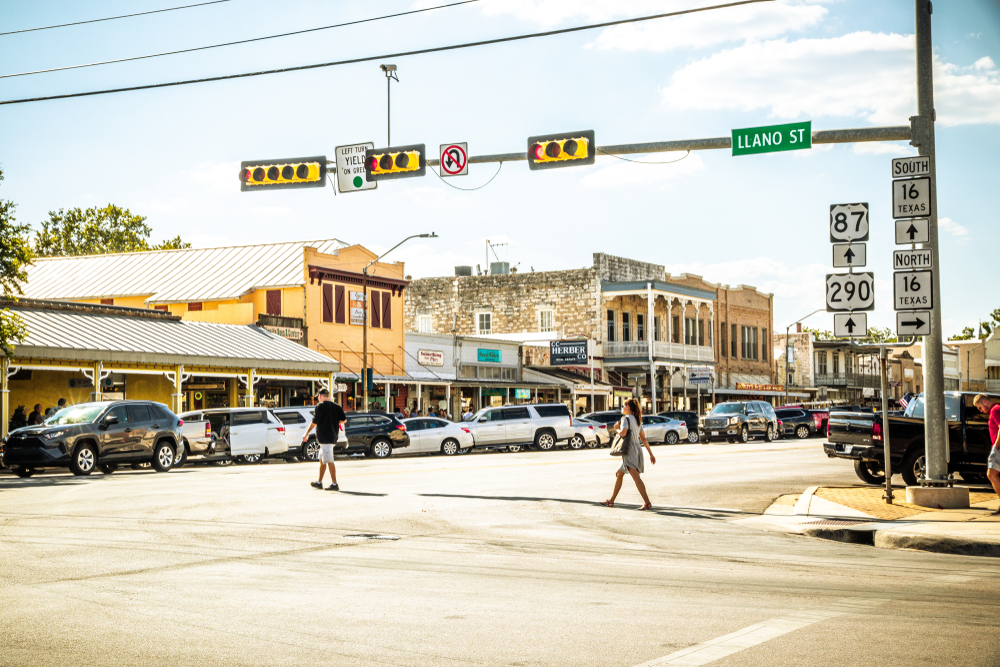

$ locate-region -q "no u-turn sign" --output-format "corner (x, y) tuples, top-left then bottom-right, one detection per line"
(440, 143), (468, 177)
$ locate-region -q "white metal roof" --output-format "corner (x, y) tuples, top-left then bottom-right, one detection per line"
(22, 239), (348, 304)
(10, 305), (339, 373)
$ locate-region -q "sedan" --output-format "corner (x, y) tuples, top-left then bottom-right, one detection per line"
(577, 418), (611, 446)
(401, 418), (474, 455)
(565, 419), (600, 449)
(641, 415), (689, 445)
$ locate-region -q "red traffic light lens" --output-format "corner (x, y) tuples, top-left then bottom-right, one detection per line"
(252, 167), (265, 182)
(533, 144), (545, 160)
(296, 164), (308, 179)
(281, 165), (294, 180)
(267, 166), (279, 180)
(545, 142), (561, 158)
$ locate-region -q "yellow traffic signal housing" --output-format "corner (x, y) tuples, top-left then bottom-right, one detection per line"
(365, 144), (426, 181)
(527, 130), (596, 170)
(240, 156), (327, 192)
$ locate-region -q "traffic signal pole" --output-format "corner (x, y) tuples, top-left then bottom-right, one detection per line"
(913, 0), (948, 486)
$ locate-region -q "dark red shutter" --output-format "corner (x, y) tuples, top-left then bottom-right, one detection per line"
(370, 291), (381, 328)
(382, 291), (391, 329)
(155, 305), (169, 312)
(335, 285), (346, 324)
(188, 302), (203, 312)
(101, 298), (114, 306)
(266, 290), (281, 315)
(322, 284), (333, 323)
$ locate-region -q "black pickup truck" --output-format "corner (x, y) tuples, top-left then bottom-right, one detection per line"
(823, 391), (998, 486)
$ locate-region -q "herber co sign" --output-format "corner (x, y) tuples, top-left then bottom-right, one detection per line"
(550, 340), (588, 366)
(417, 349), (444, 367)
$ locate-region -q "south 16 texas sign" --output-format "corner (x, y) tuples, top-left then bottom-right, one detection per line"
(891, 156), (933, 337)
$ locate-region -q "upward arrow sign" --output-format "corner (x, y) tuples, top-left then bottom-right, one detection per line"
(844, 247), (856, 264)
(845, 317), (856, 333)
(906, 224), (918, 240)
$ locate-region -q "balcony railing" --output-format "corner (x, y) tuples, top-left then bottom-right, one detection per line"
(815, 372), (881, 388)
(604, 340), (714, 362)
(987, 379), (1000, 392)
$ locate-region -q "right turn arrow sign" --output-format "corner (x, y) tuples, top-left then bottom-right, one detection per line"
(896, 310), (931, 337)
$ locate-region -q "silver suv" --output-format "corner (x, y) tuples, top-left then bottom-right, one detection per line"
(465, 404), (574, 452)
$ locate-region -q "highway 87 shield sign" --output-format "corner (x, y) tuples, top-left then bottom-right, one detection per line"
(825, 272), (875, 312)
(829, 203), (869, 242)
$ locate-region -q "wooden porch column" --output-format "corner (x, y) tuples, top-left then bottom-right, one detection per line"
(1, 357), (10, 440)
(90, 361), (103, 402)
(228, 377), (238, 408)
(172, 365), (184, 415)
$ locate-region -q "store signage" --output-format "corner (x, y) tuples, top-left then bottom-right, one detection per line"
(613, 388), (633, 398)
(481, 387), (507, 396)
(478, 349), (501, 363)
(185, 383), (224, 391)
(350, 291), (365, 326)
(550, 339), (588, 366)
(689, 367), (712, 384)
(735, 383), (785, 393)
(263, 324), (303, 341)
(417, 349), (445, 367)
(514, 388), (531, 399)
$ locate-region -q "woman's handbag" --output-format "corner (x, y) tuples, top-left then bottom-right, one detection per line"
(609, 434), (629, 457)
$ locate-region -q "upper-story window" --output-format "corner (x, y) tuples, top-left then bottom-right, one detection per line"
(607, 310), (616, 342)
(188, 302), (203, 312)
(761, 328), (768, 363)
(539, 309), (553, 333)
(731, 324), (738, 358)
(741, 326), (759, 360)
(477, 312), (492, 336)
(817, 351), (828, 374)
(654, 316), (661, 342)
(418, 315), (433, 333)
(684, 317), (696, 345)
(672, 315), (680, 344)
(720, 322), (727, 358)
(266, 290), (281, 316)
(636, 314), (645, 342)
(622, 313), (631, 342)
(370, 291), (392, 329)
(833, 352), (840, 374)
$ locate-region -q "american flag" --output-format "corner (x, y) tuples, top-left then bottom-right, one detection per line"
(899, 393), (911, 408)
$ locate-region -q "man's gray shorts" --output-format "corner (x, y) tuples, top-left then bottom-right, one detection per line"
(320, 443), (336, 464)
(988, 446), (1000, 473)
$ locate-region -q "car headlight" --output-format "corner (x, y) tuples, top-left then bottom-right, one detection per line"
(43, 430), (67, 441)
(728, 417), (739, 425)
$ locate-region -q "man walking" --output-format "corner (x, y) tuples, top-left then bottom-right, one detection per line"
(974, 394), (1000, 515)
(302, 389), (346, 491)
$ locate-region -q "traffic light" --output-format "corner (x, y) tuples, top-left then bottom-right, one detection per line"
(527, 130), (595, 170)
(364, 144), (426, 181)
(239, 156), (327, 192)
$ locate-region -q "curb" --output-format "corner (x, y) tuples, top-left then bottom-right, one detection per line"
(874, 530), (1000, 558)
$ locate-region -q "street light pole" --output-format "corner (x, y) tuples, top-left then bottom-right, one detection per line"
(784, 308), (826, 406)
(362, 232), (437, 412)
(380, 64), (398, 145)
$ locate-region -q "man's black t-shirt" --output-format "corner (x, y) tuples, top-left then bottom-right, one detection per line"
(313, 400), (346, 444)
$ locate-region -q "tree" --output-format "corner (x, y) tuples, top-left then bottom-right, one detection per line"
(34, 205), (189, 256)
(0, 169), (34, 358)
(949, 327), (976, 341)
(804, 325), (896, 343)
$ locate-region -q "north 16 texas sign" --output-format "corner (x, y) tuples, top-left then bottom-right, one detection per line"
(732, 121), (811, 156)
(550, 340), (588, 366)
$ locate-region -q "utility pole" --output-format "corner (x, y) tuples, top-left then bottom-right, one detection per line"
(913, 0), (947, 485)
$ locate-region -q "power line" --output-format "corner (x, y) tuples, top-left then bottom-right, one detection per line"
(433, 162), (503, 191)
(1, 0), (482, 79)
(0, 0), (772, 107)
(0, 0), (231, 36)
(597, 148), (691, 164)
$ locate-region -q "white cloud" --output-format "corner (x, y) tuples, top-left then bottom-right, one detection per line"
(851, 141), (916, 156)
(662, 32), (1000, 126)
(185, 161), (240, 194)
(579, 151), (704, 188)
(938, 217), (969, 240)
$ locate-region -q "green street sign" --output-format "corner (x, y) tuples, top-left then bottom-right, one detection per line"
(732, 121), (811, 156)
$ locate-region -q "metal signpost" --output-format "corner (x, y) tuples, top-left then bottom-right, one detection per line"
(335, 143), (377, 193)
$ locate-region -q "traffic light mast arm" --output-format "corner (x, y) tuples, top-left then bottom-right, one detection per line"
(422, 126), (911, 166)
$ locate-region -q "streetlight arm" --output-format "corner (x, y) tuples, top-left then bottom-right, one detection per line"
(365, 233), (438, 274)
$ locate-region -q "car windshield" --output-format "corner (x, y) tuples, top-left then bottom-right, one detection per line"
(45, 404), (106, 425)
(471, 408), (490, 422)
(710, 404), (744, 415)
(904, 395), (961, 422)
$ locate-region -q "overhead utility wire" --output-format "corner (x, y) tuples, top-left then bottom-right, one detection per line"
(0, 0), (772, 106)
(1, 0), (482, 79)
(596, 148), (691, 164)
(0, 0), (230, 36)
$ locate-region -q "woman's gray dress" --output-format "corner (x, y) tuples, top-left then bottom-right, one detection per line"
(617, 414), (644, 474)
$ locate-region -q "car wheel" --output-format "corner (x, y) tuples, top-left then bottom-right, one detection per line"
(237, 453), (262, 465)
(664, 431), (679, 445)
(687, 431), (699, 443)
(568, 435), (585, 450)
(151, 441), (175, 472)
(795, 425), (810, 439)
(854, 459), (886, 485)
(901, 447), (926, 487)
(764, 425), (775, 442)
(534, 431), (556, 451)
(13, 468), (35, 478)
(371, 439), (392, 459)
(441, 438), (460, 456)
(69, 443), (98, 476)
(303, 439), (320, 462)
(99, 463), (118, 475)
(507, 445), (523, 453)
(174, 446), (188, 468)
(739, 425), (749, 443)
(586, 439), (598, 449)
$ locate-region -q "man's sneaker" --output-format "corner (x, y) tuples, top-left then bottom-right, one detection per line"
(327, 483), (339, 491)
(310, 481), (323, 489)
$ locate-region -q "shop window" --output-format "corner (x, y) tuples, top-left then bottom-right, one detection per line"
(371, 291), (381, 328)
(101, 298), (114, 306)
(418, 315), (432, 333)
(460, 365), (477, 379)
(266, 290), (281, 316)
(637, 314), (645, 342)
(188, 302), (203, 312)
(478, 312), (492, 336)
(539, 310), (553, 333)
(622, 313), (631, 342)
(607, 310), (616, 342)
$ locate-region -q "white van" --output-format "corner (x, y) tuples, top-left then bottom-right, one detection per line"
(180, 408), (289, 464)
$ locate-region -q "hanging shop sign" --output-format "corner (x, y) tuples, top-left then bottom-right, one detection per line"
(350, 291), (366, 326)
(481, 387), (507, 397)
(514, 388), (531, 399)
(417, 349), (445, 367)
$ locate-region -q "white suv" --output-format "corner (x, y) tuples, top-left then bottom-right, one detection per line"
(465, 403), (575, 452)
(272, 407), (349, 462)
(180, 407), (289, 464)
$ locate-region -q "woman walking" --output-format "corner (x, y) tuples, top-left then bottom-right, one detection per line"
(601, 398), (656, 510)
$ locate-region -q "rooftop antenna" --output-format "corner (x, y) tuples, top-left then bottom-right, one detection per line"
(485, 239), (508, 273)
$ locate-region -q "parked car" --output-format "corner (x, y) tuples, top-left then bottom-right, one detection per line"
(659, 411), (700, 443)
(4, 400), (183, 477)
(641, 415), (689, 445)
(566, 419), (600, 449)
(401, 417), (472, 455)
(824, 391), (997, 486)
(343, 412), (410, 458)
(774, 408), (817, 439)
(181, 408), (289, 464)
(271, 406), (347, 461)
(580, 411), (624, 441)
(576, 418), (611, 446)
(807, 408), (830, 434)
(464, 404), (574, 452)
(699, 401), (778, 443)
(174, 416), (216, 466)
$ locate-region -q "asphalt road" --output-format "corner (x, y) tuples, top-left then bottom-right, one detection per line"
(2, 436), (998, 667)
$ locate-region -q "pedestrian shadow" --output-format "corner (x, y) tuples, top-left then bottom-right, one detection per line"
(337, 490), (388, 497)
(417, 493), (738, 520)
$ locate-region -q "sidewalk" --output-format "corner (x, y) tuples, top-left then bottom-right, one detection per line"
(737, 485), (1000, 557)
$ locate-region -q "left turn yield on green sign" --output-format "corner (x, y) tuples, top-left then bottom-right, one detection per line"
(335, 142), (377, 193)
(732, 121), (811, 156)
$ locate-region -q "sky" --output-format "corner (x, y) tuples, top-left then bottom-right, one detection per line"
(1, 0), (998, 338)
